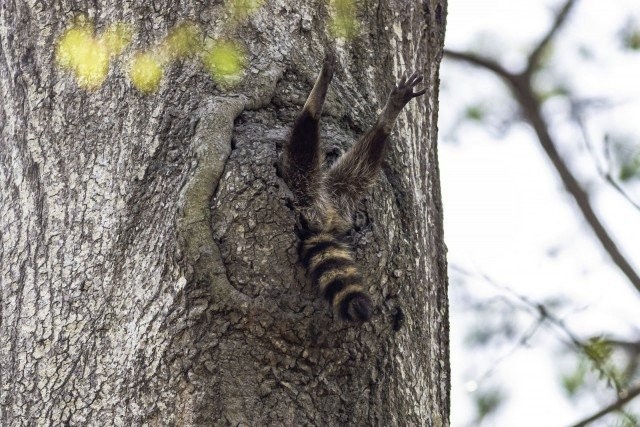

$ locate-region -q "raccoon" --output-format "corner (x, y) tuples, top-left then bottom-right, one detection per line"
(281, 51), (426, 322)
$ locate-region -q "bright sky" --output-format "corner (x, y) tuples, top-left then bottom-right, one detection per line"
(440, 0), (640, 425)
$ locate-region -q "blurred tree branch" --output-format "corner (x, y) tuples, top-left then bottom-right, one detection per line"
(444, 0), (640, 295)
(455, 264), (640, 425)
(453, 265), (633, 393)
(443, 50), (513, 81)
(571, 102), (640, 211)
(569, 382), (640, 427)
(525, 0), (578, 75)
(598, 337), (640, 380)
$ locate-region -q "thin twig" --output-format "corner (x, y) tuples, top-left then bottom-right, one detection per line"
(571, 101), (640, 211)
(444, 49), (640, 295)
(454, 264), (640, 423)
(452, 265), (625, 392)
(475, 318), (545, 383)
(525, 0), (579, 75)
(569, 382), (640, 427)
(512, 75), (640, 295)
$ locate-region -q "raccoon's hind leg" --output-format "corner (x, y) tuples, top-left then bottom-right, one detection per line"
(325, 71), (426, 215)
(281, 51), (336, 204)
(302, 50), (335, 120)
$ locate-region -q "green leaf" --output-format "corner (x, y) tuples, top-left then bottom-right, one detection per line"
(537, 85), (570, 102)
(618, 154), (640, 181)
(163, 22), (203, 59)
(561, 361), (587, 397)
(474, 386), (505, 423)
(619, 19), (640, 51)
(229, 0), (264, 20)
(202, 39), (246, 86)
(618, 412), (640, 427)
(622, 30), (640, 51)
(583, 337), (613, 364)
(329, 0), (359, 39)
(129, 53), (163, 93)
(464, 105), (485, 121)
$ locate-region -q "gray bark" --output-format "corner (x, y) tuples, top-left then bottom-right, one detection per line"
(0, 0), (449, 425)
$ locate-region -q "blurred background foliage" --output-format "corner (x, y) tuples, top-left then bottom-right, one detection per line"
(54, 0), (359, 93)
(443, 0), (640, 425)
(55, 9), (248, 93)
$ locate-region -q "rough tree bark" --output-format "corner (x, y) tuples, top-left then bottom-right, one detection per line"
(0, 0), (449, 425)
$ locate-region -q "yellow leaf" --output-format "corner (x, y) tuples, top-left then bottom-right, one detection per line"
(229, 0), (264, 19)
(163, 22), (203, 59)
(56, 25), (94, 69)
(129, 53), (164, 93)
(100, 23), (133, 56)
(74, 40), (110, 88)
(202, 40), (246, 84)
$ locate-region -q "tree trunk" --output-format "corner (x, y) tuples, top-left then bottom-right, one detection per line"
(0, 1), (449, 425)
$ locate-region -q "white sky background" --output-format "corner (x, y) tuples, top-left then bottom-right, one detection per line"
(440, 0), (640, 425)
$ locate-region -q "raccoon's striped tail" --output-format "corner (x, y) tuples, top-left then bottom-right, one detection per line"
(300, 233), (372, 322)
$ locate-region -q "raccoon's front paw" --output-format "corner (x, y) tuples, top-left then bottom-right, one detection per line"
(388, 71), (426, 109)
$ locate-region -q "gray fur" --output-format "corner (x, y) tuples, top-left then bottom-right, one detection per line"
(282, 53), (426, 321)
